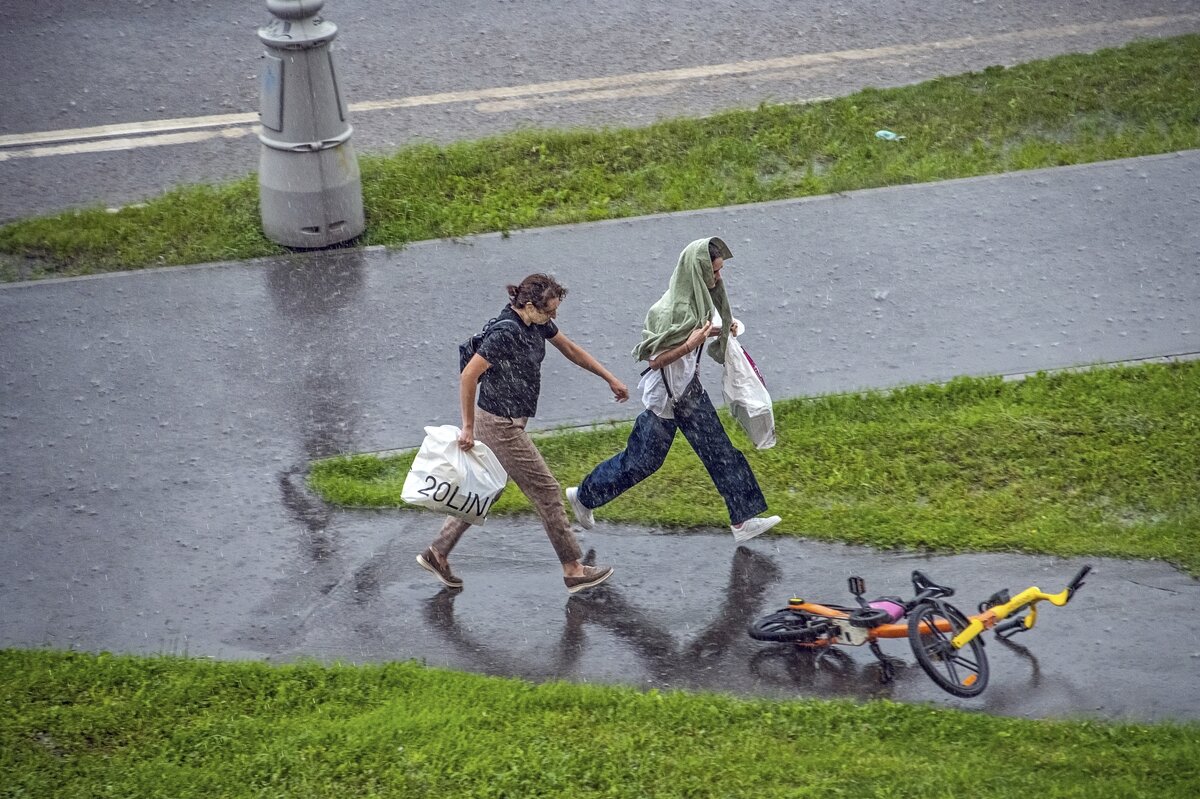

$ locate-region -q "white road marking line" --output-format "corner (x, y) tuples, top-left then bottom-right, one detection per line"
(0, 113), (260, 149)
(0, 127), (253, 162)
(360, 14), (1199, 114)
(474, 82), (681, 113)
(0, 13), (1195, 159)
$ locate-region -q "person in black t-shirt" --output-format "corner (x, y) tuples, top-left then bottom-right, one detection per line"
(417, 273), (629, 594)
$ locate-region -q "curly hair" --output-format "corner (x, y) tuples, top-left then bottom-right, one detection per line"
(507, 273), (568, 311)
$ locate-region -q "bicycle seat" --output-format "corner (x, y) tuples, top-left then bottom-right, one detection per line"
(910, 570), (955, 598)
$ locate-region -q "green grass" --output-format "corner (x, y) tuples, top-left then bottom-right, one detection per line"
(310, 361), (1200, 576)
(3, 649), (1198, 798)
(3, 35), (1200, 279)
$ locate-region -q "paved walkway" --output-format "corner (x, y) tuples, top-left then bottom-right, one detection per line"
(2, 151), (1198, 722)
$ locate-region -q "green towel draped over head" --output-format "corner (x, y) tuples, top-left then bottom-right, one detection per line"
(632, 237), (734, 365)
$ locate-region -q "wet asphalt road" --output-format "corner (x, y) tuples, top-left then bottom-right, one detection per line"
(3, 1), (1199, 221)
(2, 152), (1199, 722)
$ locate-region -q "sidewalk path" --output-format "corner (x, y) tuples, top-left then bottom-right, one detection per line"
(2, 152), (1198, 722)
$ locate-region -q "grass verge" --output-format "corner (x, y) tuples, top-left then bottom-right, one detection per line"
(310, 361), (1200, 576)
(3, 649), (1198, 798)
(2, 35), (1199, 280)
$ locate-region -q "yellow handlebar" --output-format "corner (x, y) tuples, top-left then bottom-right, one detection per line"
(949, 566), (1088, 650)
(1009, 585), (1073, 610)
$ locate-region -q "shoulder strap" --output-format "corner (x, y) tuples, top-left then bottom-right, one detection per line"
(640, 340), (704, 375)
(486, 318), (520, 338)
(463, 317), (518, 371)
(649, 341), (704, 399)
(478, 316), (519, 337)
(475, 318), (521, 355)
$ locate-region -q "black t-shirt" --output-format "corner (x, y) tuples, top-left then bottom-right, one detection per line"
(476, 306), (559, 418)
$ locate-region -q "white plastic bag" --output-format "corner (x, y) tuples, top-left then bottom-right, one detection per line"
(722, 335), (776, 449)
(401, 425), (508, 525)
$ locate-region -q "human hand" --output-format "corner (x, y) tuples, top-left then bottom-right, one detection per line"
(457, 426), (475, 450)
(708, 319), (739, 337)
(609, 379), (629, 403)
(686, 322), (713, 350)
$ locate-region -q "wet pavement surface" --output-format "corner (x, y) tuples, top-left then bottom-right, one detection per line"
(5, 3), (1197, 222)
(2, 152), (1199, 723)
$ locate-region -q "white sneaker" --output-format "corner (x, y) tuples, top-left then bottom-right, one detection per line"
(566, 486), (595, 530)
(731, 515), (781, 543)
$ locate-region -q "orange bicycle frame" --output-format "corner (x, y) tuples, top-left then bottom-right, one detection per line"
(786, 599), (951, 645)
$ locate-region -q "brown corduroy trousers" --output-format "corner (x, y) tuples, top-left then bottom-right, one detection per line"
(430, 407), (583, 565)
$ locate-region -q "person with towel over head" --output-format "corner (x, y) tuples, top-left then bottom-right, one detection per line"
(566, 237), (781, 543)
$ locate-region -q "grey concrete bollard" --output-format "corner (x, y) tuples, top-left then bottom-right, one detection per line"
(258, 0), (364, 248)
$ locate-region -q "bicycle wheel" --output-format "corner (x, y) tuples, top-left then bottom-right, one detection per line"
(907, 601), (989, 698)
(748, 609), (828, 644)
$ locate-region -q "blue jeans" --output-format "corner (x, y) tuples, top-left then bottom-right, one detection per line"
(577, 382), (767, 526)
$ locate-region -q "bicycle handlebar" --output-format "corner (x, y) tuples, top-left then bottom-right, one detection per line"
(1066, 564), (1091, 599)
(995, 616), (1024, 631)
(993, 615), (1029, 638)
(951, 564), (1092, 648)
(1008, 564), (1094, 609)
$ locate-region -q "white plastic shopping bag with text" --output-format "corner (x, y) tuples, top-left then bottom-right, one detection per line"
(401, 425), (508, 524)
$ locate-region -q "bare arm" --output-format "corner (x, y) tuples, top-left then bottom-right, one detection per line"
(548, 332), (629, 402)
(647, 322), (712, 371)
(457, 354), (490, 449)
